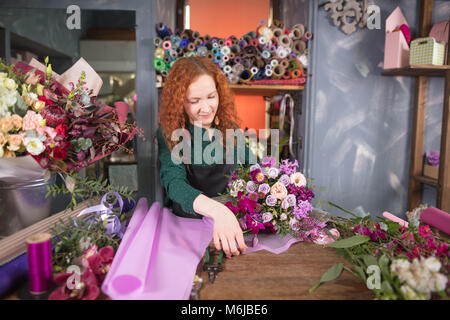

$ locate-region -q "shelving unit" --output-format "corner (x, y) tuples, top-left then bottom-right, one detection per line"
(229, 84), (304, 96)
(381, 0), (450, 212)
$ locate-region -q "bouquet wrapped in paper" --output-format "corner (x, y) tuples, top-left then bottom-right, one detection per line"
(0, 57), (139, 203)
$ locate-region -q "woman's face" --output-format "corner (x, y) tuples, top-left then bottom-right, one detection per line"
(184, 74), (219, 128)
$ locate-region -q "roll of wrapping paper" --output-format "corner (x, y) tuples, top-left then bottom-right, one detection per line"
(157, 22), (172, 38)
(154, 47), (165, 59)
(221, 46), (231, 56)
(234, 56), (242, 64)
(192, 30), (200, 39)
(239, 69), (253, 83)
(288, 59), (300, 71)
(223, 65), (232, 74)
(162, 40), (172, 50)
(169, 48), (178, 59)
(229, 52), (235, 59)
(292, 40), (306, 55)
(272, 28), (284, 38)
(194, 38), (203, 47)
(280, 59), (290, 69)
(262, 50), (271, 60)
(265, 68), (273, 78)
(243, 35), (253, 45)
(187, 42), (196, 52)
(153, 58), (165, 72)
(204, 34), (211, 42)
(153, 37), (162, 46)
(291, 24), (305, 39)
(282, 69), (292, 80)
(250, 67), (259, 75)
(179, 38), (189, 48)
(171, 35), (181, 47)
(231, 44), (240, 54)
(302, 31), (312, 41)
(278, 34), (292, 48)
(214, 53), (223, 64)
(245, 31), (257, 38)
(206, 52), (214, 60)
(270, 59), (279, 67)
(27, 233), (53, 294)
(238, 40), (248, 48)
(272, 65), (285, 79)
(223, 55), (230, 62)
(218, 39), (225, 47)
(291, 68), (303, 79)
(181, 29), (193, 40)
(420, 207), (450, 235)
(225, 38), (232, 47)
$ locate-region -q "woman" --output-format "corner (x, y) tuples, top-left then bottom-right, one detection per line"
(157, 56), (254, 258)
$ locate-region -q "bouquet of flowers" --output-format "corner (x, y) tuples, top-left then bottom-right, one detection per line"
(224, 157), (334, 243)
(0, 57), (140, 207)
(310, 203), (449, 300)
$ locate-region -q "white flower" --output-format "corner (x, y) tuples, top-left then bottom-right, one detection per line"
(423, 257), (441, 273)
(430, 273), (448, 292)
(400, 285), (422, 300)
(267, 167), (279, 179)
(262, 212), (273, 223)
(390, 259), (411, 276)
(3, 78), (17, 90)
(280, 213), (287, 221)
(290, 172), (306, 187)
(289, 217), (299, 231)
(24, 137), (45, 155)
(230, 179), (245, 197)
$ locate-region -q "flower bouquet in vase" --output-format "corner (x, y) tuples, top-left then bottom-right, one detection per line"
(224, 157), (339, 247)
(0, 56), (140, 235)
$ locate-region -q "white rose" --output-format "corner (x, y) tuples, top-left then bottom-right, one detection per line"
(400, 285), (421, 300)
(423, 257), (441, 273)
(24, 137), (45, 155)
(431, 273), (448, 292)
(267, 167), (279, 179)
(0, 72), (7, 79)
(280, 213), (287, 221)
(290, 172), (306, 187)
(390, 259), (411, 275)
(3, 78), (17, 90)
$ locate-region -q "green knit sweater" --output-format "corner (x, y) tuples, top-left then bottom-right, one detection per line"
(157, 122), (255, 214)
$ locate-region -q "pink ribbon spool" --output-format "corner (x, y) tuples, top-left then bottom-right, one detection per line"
(225, 38), (233, 47)
(27, 233), (54, 294)
(162, 40), (172, 50)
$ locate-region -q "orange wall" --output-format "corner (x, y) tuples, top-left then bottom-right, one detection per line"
(189, 0), (270, 133)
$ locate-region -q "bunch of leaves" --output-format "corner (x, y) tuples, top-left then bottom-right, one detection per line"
(46, 172), (135, 210)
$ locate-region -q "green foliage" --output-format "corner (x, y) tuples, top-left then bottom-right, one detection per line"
(309, 263), (344, 293)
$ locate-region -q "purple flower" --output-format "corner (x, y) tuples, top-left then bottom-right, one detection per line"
(248, 192), (259, 202)
(426, 150), (439, 167)
(281, 198), (290, 210)
(238, 196), (257, 214)
(258, 183), (270, 195)
(295, 186), (315, 202)
(250, 164), (261, 172)
(279, 159), (299, 175)
(245, 214), (265, 234)
(289, 217), (300, 231)
(262, 156), (277, 168)
(286, 194), (296, 206)
(265, 195), (277, 207)
(225, 201), (240, 214)
(278, 174), (290, 186)
(246, 181), (257, 193)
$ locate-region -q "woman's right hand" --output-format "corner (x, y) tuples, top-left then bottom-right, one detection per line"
(193, 194), (248, 257)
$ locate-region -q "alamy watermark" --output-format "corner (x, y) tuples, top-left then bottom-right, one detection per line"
(66, 5), (81, 30)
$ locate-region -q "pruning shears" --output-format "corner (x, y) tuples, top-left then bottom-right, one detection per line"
(203, 246), (224, 284)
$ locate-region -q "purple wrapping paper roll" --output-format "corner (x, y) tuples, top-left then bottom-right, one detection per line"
(420, 207), (450, 235)
(0, 253), (28, 297)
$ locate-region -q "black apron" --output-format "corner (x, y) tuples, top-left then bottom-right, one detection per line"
(170, 162), (237, 219)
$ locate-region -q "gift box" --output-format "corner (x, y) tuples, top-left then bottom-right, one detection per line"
(383, 7), (410, 69)
(410, 37), (446, 66)
(429, 19), (449, 64)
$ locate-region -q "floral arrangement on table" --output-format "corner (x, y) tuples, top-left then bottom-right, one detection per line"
(0, 57), (142, 208)
(48, 192), (134, 300)
(309, 203), (449, 300)
(224, 157), (337, 244)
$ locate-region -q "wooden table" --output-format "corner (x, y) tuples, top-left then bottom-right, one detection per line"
(196, 241), (375, 300)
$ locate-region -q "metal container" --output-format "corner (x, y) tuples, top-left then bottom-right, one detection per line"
(0, 175), (55, 237)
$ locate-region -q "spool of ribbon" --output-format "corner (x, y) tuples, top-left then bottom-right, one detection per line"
(272, 65), (285, 79)
(154, 47), (165, 59)
(229, 52), (235, 59)
(225, 38), (233, 47)
(222, 55), (230, 62)
(288, 59), (300, 71)
(192, 31), (200, 39)
(162, 40), (172, 50)
(272, 28), (283, 38)
(258, 35), (268, 46)
(179, 38), (189, 48)
(197, 46), (208, 56)
(153, 37), (162, 46)
(223, 65), (232, 74)
(214, 53), (223, 64)
(181, 29), (193, 40)
(153, 58), (165, 72)
(238, 40), (248, 48)
(161, 69), (169, 77)
(250, 38), (258, 47)
(194, 38), (203, 47)
(264, 68), (273, 78)
(206, 52), (214, 60)
(204, 34), (211, 42)
(301, 31), (312, 41)
(291, 68), (303, 79)
(163, 55), (172, 64)
(265, 64), (272, 70)
(187, 42), (196, 52)
(276, 46), (290, 59)
(232, 62), (244, 75)
(270, 59), (279, 67)
(261, 50), (271, 60)
(239, 69), (253, 83)
(250, 67), (259, 75)
(227, 72), (240, 84)
(218, 39), (225, 47)
(156, 22), (172, 38)
(169, 48), (178, 59)
(221, 46), (231, 56)
(280, 59), (290, 69)
(171, 35), (181, 47)
(27, 233), (53, 295)
(282, 69), (292, 80)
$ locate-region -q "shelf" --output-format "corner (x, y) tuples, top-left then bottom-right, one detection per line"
(413, 175), (438, 187)
(228, 84), (304, 95)
(381, 65), (450, 77)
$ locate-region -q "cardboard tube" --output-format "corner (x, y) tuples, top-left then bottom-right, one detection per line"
(278, 34), (292, 48)
(206, 52), (214, 60)
(218, 39), (225, 47)
(187, 42), (195, 52)
(302, 32), (312, 41)
(282, 69), (292, 80)
(292, 40), (306, 55)
(272, 28), (283, 38)
(194, 38), (203, 47)
(153, 37), (162, 46)
(291, 24), (305, 39)
(192, 31), (200, 39)
(272, 65), (285, 79)
(291, 68), (303, 79)
(239, 69), (253, 83)
(280, 59), (290, 69)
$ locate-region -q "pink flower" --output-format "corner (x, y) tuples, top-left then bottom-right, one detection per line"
(418, 225), (432, 238)
(10, 115), (22, 131)
(49, 268), (99, 300)
(290, 172), (307, 187)
(6, 134), (24, 152)
(22, 110), (44, 131)
(270, 181), (288, 200)
(80, 246), (98, 268)
(87, 246), (115, 284)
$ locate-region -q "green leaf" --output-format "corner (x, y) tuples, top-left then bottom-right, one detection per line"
(309, 263), (344, 293)
(327, 235), (370, 248)
(363, 255), (378, 267)
(354, 265), (366, 281)
(65, 175), (76, 193)
(12, 92), (27, 117)
(381, 281), (394, 294)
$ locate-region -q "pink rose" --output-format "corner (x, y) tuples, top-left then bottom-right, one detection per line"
(36, 125), (57, 144)
(6, 134), (24, 152)
(0, 132), (6, 145)
(270, 181), (288, 200)
(290, 172), (307, 187)
(22, 110), (44, 131)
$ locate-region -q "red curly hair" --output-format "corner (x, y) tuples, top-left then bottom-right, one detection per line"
(158, 56), (241, 152)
